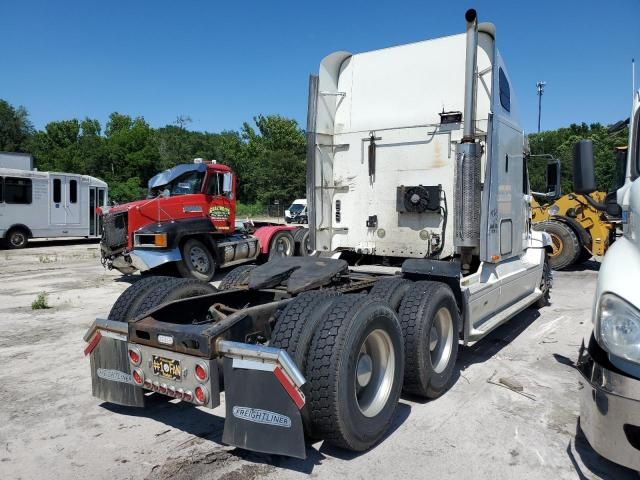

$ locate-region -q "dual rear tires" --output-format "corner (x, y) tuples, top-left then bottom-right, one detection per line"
(270, 278), (460, 451)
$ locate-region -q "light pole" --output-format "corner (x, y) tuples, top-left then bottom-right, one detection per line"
(536, 81), (546, 133)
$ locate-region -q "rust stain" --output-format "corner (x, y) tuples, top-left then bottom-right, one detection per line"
(432, 139), (446, 168)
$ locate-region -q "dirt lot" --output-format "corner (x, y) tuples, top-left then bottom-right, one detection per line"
(0, 241), (637, 480)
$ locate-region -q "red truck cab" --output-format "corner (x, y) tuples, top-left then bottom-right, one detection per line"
(100, 161), (301, 280)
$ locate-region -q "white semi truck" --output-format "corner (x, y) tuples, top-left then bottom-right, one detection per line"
(82, 9), (554, 459)
(576, 85), (640, 472)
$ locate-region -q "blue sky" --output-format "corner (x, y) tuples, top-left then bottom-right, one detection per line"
(1, 0), (638, 135)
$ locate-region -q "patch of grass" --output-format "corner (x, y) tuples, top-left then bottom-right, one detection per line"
(31, 292), (51, 310)
(236, 202), (267, 218)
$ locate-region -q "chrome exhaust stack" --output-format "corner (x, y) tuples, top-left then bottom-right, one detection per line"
(454, 8), (482, 254)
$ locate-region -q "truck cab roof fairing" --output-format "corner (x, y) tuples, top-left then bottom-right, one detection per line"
(148, 163), (207, 190)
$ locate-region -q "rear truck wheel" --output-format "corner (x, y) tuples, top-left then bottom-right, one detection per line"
(306, 295), (404, 451)
(534, 254), (552, 308)
(6, 227), (28, 249)
(293, 228), (313, 257)
(108, 275), (178, 322)
(270, 290), (342, 436)
(398, 281), (460, 399)
(218, 264), (257, 290)
(130, 278), (218, 320)
(268, 231), (295, 260)
(368, 277), (412, 311)
(533, 220), (580, 270)
(176, 238), (216, 281)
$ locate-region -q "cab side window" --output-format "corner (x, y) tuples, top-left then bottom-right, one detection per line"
(207, 173), (224, 196)
(499, 68), (511, 112)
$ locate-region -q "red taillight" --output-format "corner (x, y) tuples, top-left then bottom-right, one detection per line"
(128, 348), (141, 365)
(175, 389), (184, 399)
(143, 379), (152, 389)
(194, 386), (208, 405)
(132, 369), (143, 385)
(167, 386), (176, 397)
(195, 363), (208, 382)
(159, 384), (167, 394)
(183, 391), (193, 402)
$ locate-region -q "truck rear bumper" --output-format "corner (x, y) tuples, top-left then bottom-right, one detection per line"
(577, 339), (640, 471)
(129, 247), (181, 272)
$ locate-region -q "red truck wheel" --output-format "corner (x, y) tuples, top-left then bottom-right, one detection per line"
(176, 238), (216, 281)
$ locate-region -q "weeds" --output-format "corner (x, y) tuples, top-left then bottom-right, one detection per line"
(31, 292), (50, 310)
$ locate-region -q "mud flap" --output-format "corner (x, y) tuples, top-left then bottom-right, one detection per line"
(221, 357), (306, 459)
(84, 318), (145, 408)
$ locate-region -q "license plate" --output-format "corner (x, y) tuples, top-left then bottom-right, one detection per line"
(152, 355), (181, 380)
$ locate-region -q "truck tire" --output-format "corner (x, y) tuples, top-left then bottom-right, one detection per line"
(218, 264), (257, 290)
(271, 290), (342, 375)
(130, 278), (218, 320)
(270, 290), (342, 436)
(306, 295), (404, 451)
(398, 281), (460, 399)
(368, 277), (412, 311)
(108, 275), (177, 322)
(268, 231), (295, 260)
(534, 255), (552, 308)
(293, 228), (312, 257)
(176, 238), (217, 281)
(6, 227), (28, 249)
(533, 220), (580, 270)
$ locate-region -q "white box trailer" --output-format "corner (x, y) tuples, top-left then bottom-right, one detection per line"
(0, 167), (108, 248)
(0, 152), (33, 170)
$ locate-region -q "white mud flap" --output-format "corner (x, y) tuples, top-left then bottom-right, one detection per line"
(219, 341), (307, 459)
(84, 318), (145, 408)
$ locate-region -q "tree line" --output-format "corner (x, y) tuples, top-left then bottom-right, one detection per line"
(0, 99), (306, 208)
(0, 98), (630, 208)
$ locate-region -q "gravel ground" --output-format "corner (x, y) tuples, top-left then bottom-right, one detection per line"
(0, 240), (637, 480)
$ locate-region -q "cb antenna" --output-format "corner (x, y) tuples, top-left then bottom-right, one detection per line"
(536, 81), (546, 133)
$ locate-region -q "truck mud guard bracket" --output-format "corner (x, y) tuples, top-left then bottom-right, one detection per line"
(217, 340), (307, 459)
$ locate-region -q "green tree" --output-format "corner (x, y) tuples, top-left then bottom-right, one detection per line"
(0, 99), (33, 151)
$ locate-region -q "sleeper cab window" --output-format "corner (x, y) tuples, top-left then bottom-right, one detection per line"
(5, 177), (32, 204)
(499, 67), (511, 112)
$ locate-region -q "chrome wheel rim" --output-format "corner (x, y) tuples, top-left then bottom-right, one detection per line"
(355, 328), (395, 418)
(10, 232), (25, 247)
(430, 307), (454, 374)
(274, 236), (293, 256)
(188, 245), (210, 274)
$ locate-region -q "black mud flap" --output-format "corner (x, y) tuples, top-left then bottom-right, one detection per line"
(85, 319), (145, 408)
(221, 357), (306, 459)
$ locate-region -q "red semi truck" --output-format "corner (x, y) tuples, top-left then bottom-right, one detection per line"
(99, 160), (310, 281)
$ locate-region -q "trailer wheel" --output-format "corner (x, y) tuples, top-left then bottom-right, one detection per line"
(218, 265), (257, 290)
(368, 277), (412, 311)
(6, 227), (28, 249)
(108, 275), (177, 322)
(176, 238), (216, 281)
(130, 278), (218, 320)
(398, 281), (460, 399)
(533, 220), (580, 270)
(268, 231), (295, 260)
(306, 295), (404, 451)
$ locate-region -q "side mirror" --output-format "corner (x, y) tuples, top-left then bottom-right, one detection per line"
(573, 140), (597, 194)
(222, 173), (233, 194)
(546, 159), (561, 200)
(160, 188), (170, 198)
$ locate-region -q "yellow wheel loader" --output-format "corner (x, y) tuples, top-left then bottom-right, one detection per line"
(531, 147), (626, 270)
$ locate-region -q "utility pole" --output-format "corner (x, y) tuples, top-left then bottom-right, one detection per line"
(536, 81), (546, 133)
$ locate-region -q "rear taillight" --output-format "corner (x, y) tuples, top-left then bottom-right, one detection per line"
(167, 386), (176, 397)
(132, 368), (144, 385)
(159, 384), (167, 394)
(194, 386), (208, 405)
(128, 348), (141, 365)
(194, 363), (208, 382)
(183, 391), (193, 402)
(175, 388), (184, 399)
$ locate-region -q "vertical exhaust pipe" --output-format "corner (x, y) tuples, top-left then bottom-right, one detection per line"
(462, 8), (478, 142)
(454, 9), (481, 255)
